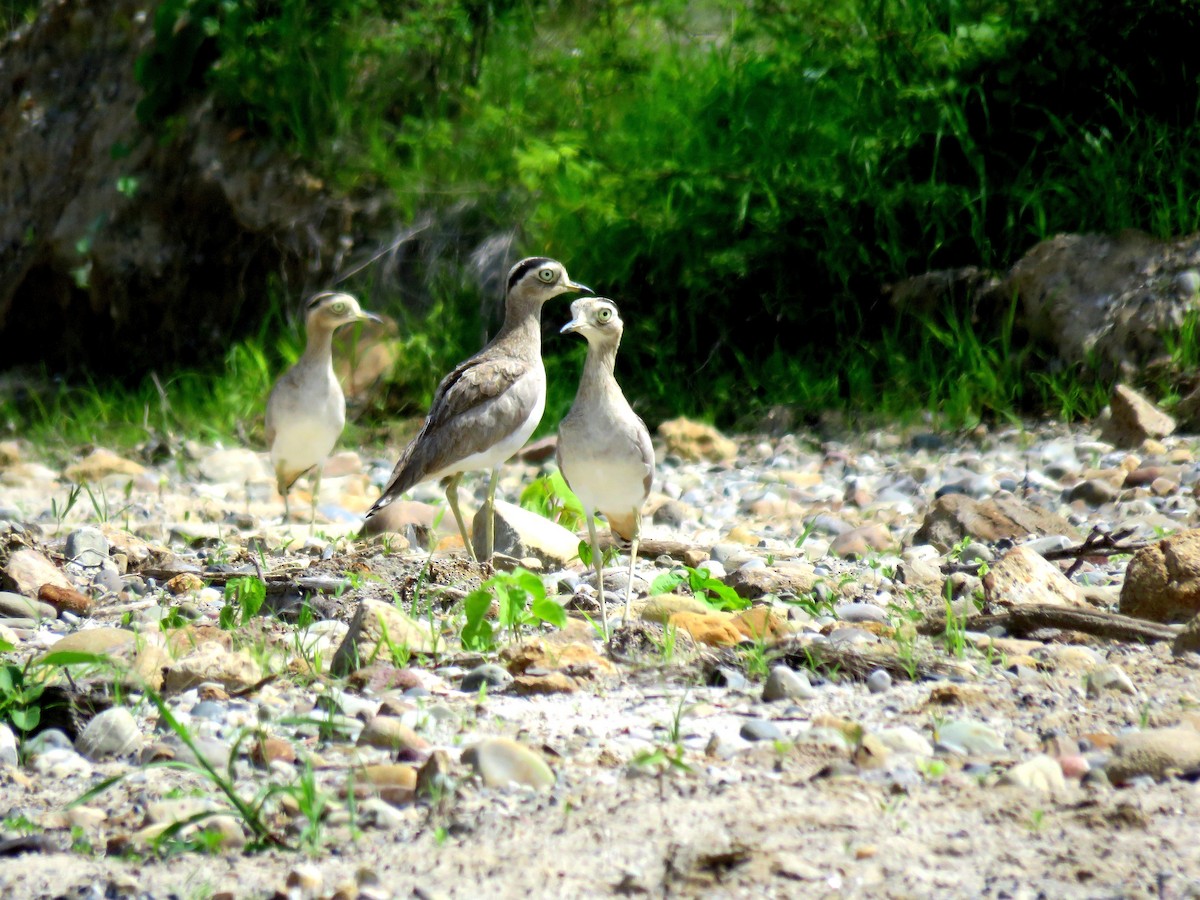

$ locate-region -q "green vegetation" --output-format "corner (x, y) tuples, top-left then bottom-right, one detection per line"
(7, 0), (1200, 441)
(460, 567), (567, 651)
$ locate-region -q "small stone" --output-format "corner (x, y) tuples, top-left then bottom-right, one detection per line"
(1120, 529), (1200, 623)
(287, 863), (324, 896)
(461, 738), (555, 791)
(65, 527), (109, 568)
(875, 726), (934, 757)
(357, 716), (430, 755)
(162, 643), (263, 694)
(356, 764), (419, 804)
(3, 549), (74, 599)
(165, 572), (205, 595)
(866, 668), (891, 694)
(0, 723), (17, 767)
(829, 524), (891, 558)
(331, 598), (438, 676)
(1066, 478), (1120, 506)
(1001, 754), (1066, 793)
(251, 737), (296, 767)
(0, 591), (56, 620)
(730, 606), (786, 640)
(835, 602), (889, 624)
(197, 448), (271, 483)
(1085, 664), (1136, 698)
(1173, 613), (1200, 656)
(936, 719), (1006, 755)
(740, 718), (784, 742)
(63, 448), (144, 482)
(1105, 727), (1200, 783)
(1100, 384), (1176, 448)
(983, 545), (1085, 608)
(762, 666), (815, 702)
(76, 707), (141, 760)
(460, 663), (513, 693)
(513, 672), (578, 695)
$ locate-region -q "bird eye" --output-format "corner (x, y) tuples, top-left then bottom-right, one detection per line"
(538, 268), (555, 283)
(596, 307), (613, 322)
(331, 301), (348, 314)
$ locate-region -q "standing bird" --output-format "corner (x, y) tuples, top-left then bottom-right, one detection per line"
(556, 298), (654, 637)
(365, 257), (590, 560)
(265, 291), (382, 522)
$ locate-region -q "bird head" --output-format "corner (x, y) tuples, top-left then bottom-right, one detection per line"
(560, 297), (623, 343)
(505, 257), (591, 305)
(305, 292), (383, 329)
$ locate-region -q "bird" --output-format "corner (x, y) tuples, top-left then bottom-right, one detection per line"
(555, 297), (654, 637)
(365, 257), (591, 560)
(265, 291), (381, 523)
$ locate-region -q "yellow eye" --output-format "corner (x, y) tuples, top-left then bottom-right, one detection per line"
(331, 301), (348, 314)
(596, 307), (613, 322)
(538, 268), (555, 283)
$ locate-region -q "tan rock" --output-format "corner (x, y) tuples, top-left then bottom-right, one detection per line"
(667, 611), (742, 646)
(926, 683), (989, 707)
(63, 448), (145, 483)
(1120, 529), (1200, 623)
(500, 636), (616, 679)
(731, 606), (787, 640)
(162, 643), (263, 694)
(513, 672), (578, 695)
(830, 524), (892, 559)
(657, 417), (737, 463)
(724, 561), (819, 599)
(165, 572), (205, 595)
(1100, 383), (1176, 449)
(357, 716), (429, 754)
(3, 548), (73, 599)
(639, 593), (710, 624)
(1172, 613), (1200, 656)
(1106, 727), (1200, 783)
(914, 494), (1079, 551)
(1000, 754), (1067, 793)
(354, 763), (418, 804)
(0, 440), (19, 465)
(983, 545), (1085, 608)
(331, 598), (438, 676)
(473, 499), (580, 568)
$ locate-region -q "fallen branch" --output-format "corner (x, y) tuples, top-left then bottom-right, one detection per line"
(918, 603), (1178, 644)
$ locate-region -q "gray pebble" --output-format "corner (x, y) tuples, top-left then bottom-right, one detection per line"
(190, 700), (227, 722)
(710, 667), (748, 690)
(740, 718), (784, 742)
(0, 591), (56, 621)
(834, 602), (888, 624)
(65, 527), (109, 568)
(866, 668), (891, 694)
(461, 663), (513, 693)
(762, 666), (815, 702)
(76, 707), (141, 760)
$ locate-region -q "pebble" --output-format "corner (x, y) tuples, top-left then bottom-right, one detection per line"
(866, 669), (891, 694)
(740, 718), (784, 742)
(0, 591), (57, 620)
(461, 738), (555, 791)
(1000, 753), (1066, 793)
(762, 666), (816, 702)
(936, 720), (1006, 756)
(0, 723), (17, 767)
(65, 526), (109, 568)
(76, 707), (141, 760)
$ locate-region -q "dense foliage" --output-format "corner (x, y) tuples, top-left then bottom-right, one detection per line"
(35, 0), (1200, 437)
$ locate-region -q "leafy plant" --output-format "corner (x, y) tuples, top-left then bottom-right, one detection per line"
(460, 568), (566, 652)
(520, 471), (586, 532)
(649, 566), (748, 612)
(0, 643), (112, 735)
(219, 577), (267, 630)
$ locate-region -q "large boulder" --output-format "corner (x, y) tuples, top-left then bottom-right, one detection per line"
(1119, 529), (1200, 623)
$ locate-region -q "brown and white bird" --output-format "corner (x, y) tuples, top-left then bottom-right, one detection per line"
(364, 257), (590, 560)
(265, 291), (381, 522)
(556, 297), (654, 636)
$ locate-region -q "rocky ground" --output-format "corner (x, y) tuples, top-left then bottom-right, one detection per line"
(2, 409), (1200, 900)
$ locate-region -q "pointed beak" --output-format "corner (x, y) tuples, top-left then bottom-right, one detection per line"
(566, 280), (593, 295)
(358, 311), (383, 323)
(560, 315), (585, 335)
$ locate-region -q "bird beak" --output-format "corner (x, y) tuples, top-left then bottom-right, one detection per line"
(358, 312), (383, 324)
(560, 316), (585, 335)
(566, 280), (593, 295)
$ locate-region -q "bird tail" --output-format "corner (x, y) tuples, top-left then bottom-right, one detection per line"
(605, 511), (638, 543)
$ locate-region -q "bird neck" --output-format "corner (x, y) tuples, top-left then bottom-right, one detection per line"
(578, 339), (621, 400)
(301, 322), (336, 367)
(493, 294), (544, 356)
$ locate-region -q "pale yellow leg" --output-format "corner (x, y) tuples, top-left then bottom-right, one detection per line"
(625, 510), (641, 623)
(482, 465), (501, 561)
(587, 509), (608, 640)
(444, 474), (476, 562)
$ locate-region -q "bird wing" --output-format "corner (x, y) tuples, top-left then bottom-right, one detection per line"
(633, 413), (655, 496)
(369, 354), (534, 512)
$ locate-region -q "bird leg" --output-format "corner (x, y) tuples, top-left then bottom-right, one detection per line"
(309, 465), (323, 531)
(482, 465), (501, 561)
(443, 474), (476, 562)
(625, 510), (641, 623)
(587, 510), (608, 640)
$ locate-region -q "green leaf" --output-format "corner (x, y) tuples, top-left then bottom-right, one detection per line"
(649, 572), (685, 596)
(461, 588), (495, 652)
(577, 540), (593, 567)
(0, 639), (15, 653)
(530, 596), (567, 629)
(10, 706), (40, 732)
